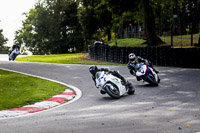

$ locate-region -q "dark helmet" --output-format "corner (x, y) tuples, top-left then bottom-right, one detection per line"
(129, 53), (136, 62)
(89, 65), (98, 75)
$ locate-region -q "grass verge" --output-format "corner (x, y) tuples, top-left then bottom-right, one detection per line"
(0, 69), (67, 110)
(107, 34), (199, 48)
(1, 53), (120, 110)
(16, 53), (121, 65)
(108, 38), (146, 47)
(161, 34), (199, 48)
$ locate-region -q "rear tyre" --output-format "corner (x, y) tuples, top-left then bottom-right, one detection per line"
(104, 83), (120, 99)
(127, 83), (135, 95)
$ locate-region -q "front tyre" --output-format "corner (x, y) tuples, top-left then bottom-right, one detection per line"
(146, 74), (158, 86)
(12, 54), (17, 61)
(104, 83), (120, 99)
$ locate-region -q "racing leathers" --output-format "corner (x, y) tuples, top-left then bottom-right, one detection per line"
(11, 44), (20, 51)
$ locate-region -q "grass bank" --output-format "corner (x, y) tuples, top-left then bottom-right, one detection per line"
(0, 69), (67, 110)
(1, 53), (120, 110)
(108, 34), (199, 48)
(108, 38), (146, 47)
(16, 53), (120, 65)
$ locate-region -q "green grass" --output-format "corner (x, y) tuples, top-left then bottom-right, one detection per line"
(108, 38), (146, 47)
(107, 34), (199, 48)
(161, 34), (199, 48)
(16, 53), (120, 65)
(0, 69), (67, 110)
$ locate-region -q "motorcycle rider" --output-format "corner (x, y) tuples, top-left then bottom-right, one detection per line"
(89, 65), (130, 94)
(9, 42), (20, 60)
(127, 53), (159, 81)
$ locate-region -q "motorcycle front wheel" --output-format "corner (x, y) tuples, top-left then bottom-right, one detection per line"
(146, 74), (158, 86)
(104, 83), (120, 99)
(12, 54), (17, 61)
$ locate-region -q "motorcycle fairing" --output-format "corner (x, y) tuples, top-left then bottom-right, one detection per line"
(146, 66), (154, 77)
(95, 71), (127, 96)
(104, 74), (126, 96)
(136, 64), (147, 77)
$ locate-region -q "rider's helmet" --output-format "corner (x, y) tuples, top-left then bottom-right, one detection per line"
(89, 65), (98, 75)
(129, 53), (136, 62)
(15, 42), (19, 45)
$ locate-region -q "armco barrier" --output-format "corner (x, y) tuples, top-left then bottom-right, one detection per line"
(88, 45), (200, 68)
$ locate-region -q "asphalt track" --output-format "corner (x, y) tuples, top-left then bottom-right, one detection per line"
(0, 58), (200, 133)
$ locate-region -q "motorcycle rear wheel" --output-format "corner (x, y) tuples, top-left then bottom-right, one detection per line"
(127, 83), (135, 95)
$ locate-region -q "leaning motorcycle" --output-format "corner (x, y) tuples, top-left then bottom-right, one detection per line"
(135, 63), (160, 86)
(95, 71), (135, 99)
(9, 47), (20, 61)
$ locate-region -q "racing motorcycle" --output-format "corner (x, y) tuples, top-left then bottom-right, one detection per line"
(135, 63), (160, 86)
(9, 47), (20, 61)
(95, 71), (135, 99)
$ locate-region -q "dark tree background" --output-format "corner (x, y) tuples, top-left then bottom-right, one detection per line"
(14, 0), (200, 54)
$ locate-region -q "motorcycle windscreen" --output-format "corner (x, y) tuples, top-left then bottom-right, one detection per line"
(96, 72), (102, 79)
(136, 65), (147, 76)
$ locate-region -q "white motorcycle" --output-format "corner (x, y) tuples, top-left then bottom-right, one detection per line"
(95, 71), (135, 99)
(9, 47), (20, 61)
(135, 63), (160, 86)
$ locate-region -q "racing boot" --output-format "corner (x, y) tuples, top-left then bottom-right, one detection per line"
(152, 67), (159, 73)
(136, 76), (142, 81)
(100, 90), (106, 95)
(121, 80), (131, 89)
(125, 81), (131, 88)
(149, 63), (159, 73)
(121, 80), (126, 85)
(158, 76), (161, 83)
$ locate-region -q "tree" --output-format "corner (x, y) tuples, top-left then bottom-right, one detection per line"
(15, 0), (200, 53)
(141, 0), (165, 46)
(15, 0), (83, 54)
(78, 0), (101, 46)
(0, 29), (9, 53)
(79, 0), (140, 43)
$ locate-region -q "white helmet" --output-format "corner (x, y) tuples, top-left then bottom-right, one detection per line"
(129, 53), (136, 62)
(16, 42), (19, 45)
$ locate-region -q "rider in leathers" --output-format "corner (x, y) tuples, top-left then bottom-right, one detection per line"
(127, 53), (159, 81)
(9, 42), (20, 60)
(89, 65), (130, 94)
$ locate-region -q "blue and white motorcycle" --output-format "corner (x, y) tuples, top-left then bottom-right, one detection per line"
(135, 63), (160, 86)
(95, 71), (135, 99)
(9, 47), (20, 61)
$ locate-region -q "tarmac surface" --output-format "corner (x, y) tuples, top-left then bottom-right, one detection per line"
(0, 54), (29, 61)
(0, 54), (200, 133)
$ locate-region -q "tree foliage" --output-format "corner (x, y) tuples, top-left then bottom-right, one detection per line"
(14, 0), (200, 54)
(0, 29), (9, 53)
(15, 0), (83, 54)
